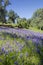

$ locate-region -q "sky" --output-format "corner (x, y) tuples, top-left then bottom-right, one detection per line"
(7, 0), (43, 19)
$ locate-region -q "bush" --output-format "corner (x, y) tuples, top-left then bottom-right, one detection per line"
(18, 21), (29, 29)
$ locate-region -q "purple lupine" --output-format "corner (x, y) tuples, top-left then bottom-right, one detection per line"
(1, 47), (5, 52)
(0, 27), (43, 57)
(14, 61), (19, 65)
(5, 50), (9, 55)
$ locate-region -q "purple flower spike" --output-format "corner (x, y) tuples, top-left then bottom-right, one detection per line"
(1, 47), (5, 52)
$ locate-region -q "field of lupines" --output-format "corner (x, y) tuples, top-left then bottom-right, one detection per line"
(0, 27), (43, 65)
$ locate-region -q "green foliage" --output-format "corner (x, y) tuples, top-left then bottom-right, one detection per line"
(27, 19), (31, 27)
(38, 21), (43, 30)
(3, 55), (11, 65)
(33, 8), (43, 19)
(30, 8), (43, 30)
(7, 19), (13, 24)
(8, 10), (19, 23)
(0, 0), (10, 23)
(18, 18), (29, 28)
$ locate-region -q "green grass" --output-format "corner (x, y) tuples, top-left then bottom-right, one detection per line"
(0, 23), (18, 28)
(29, 27), (43, 33)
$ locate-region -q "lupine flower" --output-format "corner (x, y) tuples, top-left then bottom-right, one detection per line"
(14, 61), (19, 65)
(5, 50), (9, 55)
(1, 47), (5, 52)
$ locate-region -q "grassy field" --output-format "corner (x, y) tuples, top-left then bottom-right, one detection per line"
(29, 27), (43, 33)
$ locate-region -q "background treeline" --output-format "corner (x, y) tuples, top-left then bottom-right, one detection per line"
(0, 0), (43, 30)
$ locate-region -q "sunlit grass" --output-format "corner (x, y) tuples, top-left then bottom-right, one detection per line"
(29, 27), (43, 33)
(0, 23), (18, 28)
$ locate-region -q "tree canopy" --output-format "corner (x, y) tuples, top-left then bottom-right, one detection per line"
(30, 8), (43, 30)
(0, 0), (10, 23)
